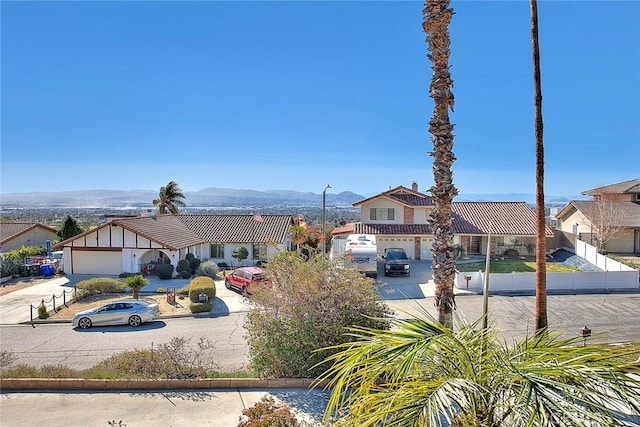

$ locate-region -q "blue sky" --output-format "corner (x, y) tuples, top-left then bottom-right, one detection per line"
(1, 1), (638, 199)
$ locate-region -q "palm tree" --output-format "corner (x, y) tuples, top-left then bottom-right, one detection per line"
(530, 0), (547, 333)
(317, 309), (640, 426)
(152, 181), (186, 215)
(423, 0), (458, 328)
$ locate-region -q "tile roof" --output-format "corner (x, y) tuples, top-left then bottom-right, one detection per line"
(452, 202), (553, 236)
(353, 185), (432, 207)
(111, 215), (205, 250)
(176, 214), (293, 244)
(1, 222), (57, 244)
(582, 178), (640, 196)
(334, 202), (552, 237)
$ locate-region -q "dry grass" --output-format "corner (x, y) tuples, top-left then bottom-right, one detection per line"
(48, 293), (193, 320)
(0, 277), (52, 297)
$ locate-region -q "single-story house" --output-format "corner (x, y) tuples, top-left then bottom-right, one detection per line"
(555, 178), (640, 254)
(53, 213), (294, 275)
(0, 222), (58, 254)
(333, 182), (554, 260)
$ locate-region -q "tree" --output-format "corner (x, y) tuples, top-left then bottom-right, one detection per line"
(317, 310), (640, 426)
(123, 274), (148, 299)
(152, 181), (186, 215)
(423, 0), (458, 328)
(232, 246), (249, 266)
(245, 251), (391, 378)
(530, 0), (547, 333)
(587, 191), (628, 253)
(57, 215), (83, 241)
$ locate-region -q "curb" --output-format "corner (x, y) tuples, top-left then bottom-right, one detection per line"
(0, 378), (329, 391)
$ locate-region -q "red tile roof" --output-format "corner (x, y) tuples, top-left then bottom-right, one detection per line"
(353, 185), (431, 207)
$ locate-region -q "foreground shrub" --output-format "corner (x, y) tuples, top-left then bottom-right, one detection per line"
(188, 276), (216, 303)
(37, 303), (49, 319)
(189, 302), (213, 313)
(196, 261), (219, 279)
(2, 364), (80, 379)
(156, 263), (175, 280)
(122, 274), (149, 299)
(75, 277), (123, 297)
(238, 396), (301, 427)
(245, 251), (392, 378)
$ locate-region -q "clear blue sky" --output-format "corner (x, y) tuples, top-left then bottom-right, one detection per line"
(1, 1), (638, 198)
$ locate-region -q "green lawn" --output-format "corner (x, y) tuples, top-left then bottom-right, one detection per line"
(455, 259), (579, 273)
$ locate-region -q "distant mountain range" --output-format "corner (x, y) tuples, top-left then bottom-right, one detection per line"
(0, 188), (586, 208)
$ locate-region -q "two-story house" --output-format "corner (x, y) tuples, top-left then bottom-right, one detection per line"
(333, 182), (553, 260)
(555, 178), (640, 254)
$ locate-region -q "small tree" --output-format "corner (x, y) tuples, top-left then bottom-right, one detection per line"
(245, 251), (392, 378)
(57, 215), (83, 241)
(232, 246), (249, 266)
(123, 274), (149, 299)
(587, 192), (628, 253)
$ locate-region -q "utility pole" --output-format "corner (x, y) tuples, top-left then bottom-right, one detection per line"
(322, 185), (331, 254)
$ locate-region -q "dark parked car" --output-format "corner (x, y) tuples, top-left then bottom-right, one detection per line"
(224, 266), (269, 294)
(383, 248), (410, 277)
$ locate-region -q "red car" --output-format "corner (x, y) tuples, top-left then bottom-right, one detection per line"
(224, 267), (269, 293)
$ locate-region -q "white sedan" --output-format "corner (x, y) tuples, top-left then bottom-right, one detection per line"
(72, 300), (159, 329)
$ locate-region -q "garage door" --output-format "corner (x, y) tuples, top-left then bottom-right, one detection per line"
(420, 237), (434, 260)
(377, 237), (415, 260)
(72, 250), (122, 275)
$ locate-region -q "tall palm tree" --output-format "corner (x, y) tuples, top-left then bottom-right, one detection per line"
(152, 181), (186, 215)
(423, 0), (458, 328)
(530, 0), (547, 333)
(317, 309), (640, 426)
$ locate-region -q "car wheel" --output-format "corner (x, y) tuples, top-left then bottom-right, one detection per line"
(225, 279), (231, 289)
(77, 317), (92, 329)
(128, 315), (142, 327)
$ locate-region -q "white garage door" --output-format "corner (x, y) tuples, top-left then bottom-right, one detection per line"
(72, 250), (122, 275)
(377, 237), (416, 260)
(420, 237), (434, 260)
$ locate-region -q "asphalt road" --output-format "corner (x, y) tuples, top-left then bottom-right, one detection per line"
(2, 292), (640, 371)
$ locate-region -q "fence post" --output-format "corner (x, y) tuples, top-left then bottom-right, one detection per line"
(63, 290), (67, 307)
(53, 294), (56, 312)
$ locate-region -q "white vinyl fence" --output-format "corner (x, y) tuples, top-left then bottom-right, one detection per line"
(456, 240), (639, 293)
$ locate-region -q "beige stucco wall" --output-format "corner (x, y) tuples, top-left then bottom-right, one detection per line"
(1, 228), (57, 253)
(558, 209), (593, 235)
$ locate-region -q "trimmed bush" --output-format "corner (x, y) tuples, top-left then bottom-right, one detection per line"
(188, 276), (216, 303)
(75, 277), (123, 296)
(189, 302), (213, 313)
(176, 259), (191, 275)
(37, 303), (49, 319)
(156, 263), (175, 280)
(195, 261), (219, 279)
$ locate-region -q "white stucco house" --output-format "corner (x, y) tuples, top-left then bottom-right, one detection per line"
(53, 214), (294, 275)
(332, 182), (554, 260)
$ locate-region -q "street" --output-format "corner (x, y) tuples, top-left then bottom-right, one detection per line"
(2, 292), (639, 371)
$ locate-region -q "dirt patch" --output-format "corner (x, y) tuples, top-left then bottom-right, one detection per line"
(0, 276), (54, 296)
(47, 293), (193, 320)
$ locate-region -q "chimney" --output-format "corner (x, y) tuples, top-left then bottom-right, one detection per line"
(412, 181), (418, 191)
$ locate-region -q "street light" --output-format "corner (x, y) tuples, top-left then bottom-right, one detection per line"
(322, 184), (331, 254)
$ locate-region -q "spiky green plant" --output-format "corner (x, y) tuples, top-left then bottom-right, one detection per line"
(316, 307), (640, 426)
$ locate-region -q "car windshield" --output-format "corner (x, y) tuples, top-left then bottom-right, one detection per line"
(386, 251), (408, 261)
(253, 273), (266, 281)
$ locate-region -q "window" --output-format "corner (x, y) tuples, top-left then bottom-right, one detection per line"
(210, 244), (224, 258)
(370, 208), (395, 221)
(253, 244), (267, 259)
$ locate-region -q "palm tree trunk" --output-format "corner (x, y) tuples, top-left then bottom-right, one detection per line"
(530, 0), (548, 333)
(423, 0), (458, 328)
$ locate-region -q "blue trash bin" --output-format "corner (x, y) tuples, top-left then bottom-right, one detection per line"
(41, 264), (54, 277)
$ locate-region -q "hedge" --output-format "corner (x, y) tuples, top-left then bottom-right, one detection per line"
(188, 276), (216, 303)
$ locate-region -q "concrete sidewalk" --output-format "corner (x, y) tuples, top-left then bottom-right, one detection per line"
(0, 388), (332, 427)
(0, 276), (76, 325)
